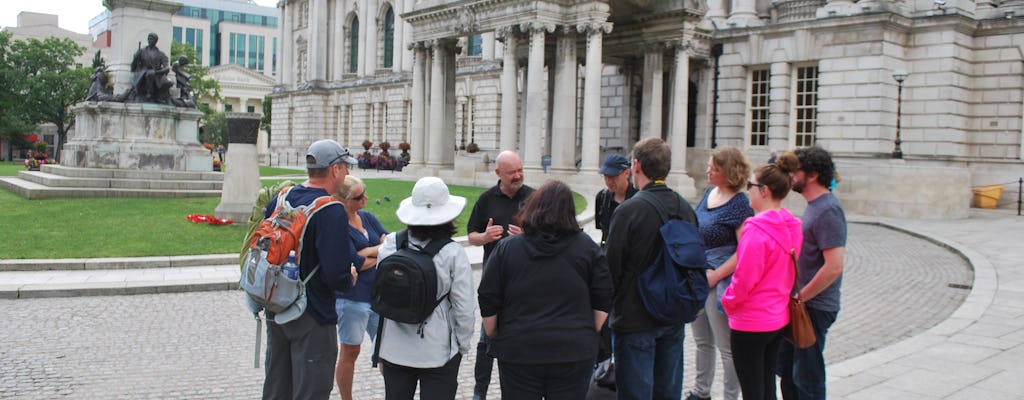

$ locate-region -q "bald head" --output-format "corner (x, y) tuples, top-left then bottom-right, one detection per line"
(495, 151), (524, 197)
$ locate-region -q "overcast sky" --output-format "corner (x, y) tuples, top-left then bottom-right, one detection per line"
(1, 0), (280, 35)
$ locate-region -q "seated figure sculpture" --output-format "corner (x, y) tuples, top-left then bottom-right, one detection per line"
(128, 33), (173, 104)
(85, 66), (114, 101)
(171, 56), (196, 108)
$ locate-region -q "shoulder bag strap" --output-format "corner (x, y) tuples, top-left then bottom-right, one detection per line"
(634, 190), (670, 224)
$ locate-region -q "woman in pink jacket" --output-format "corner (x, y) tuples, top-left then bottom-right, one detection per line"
(721, 158), (803, 400)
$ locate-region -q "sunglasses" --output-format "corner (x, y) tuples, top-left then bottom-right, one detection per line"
(746, 181), (765, 190)
(351, 191), (366, 201)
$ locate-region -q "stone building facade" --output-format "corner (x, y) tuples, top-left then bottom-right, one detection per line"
(271, 0), (1024, 216)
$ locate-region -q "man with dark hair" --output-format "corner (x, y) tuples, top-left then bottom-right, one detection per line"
(262, 139), (359, 400)
(595, 153), (637, 246)
(777, 145), (847, 400)
(605, 137), (697, 400)
(466, 150), (535, 400)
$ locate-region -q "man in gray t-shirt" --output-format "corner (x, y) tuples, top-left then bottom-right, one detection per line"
(778, 146), (847, 400)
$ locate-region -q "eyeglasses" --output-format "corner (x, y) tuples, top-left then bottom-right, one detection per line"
(351, 191), (366, 201)
(746, 181), (765, 190)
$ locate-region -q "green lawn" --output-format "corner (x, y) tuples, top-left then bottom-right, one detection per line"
(1, 175), (586, 259)
(0, 163), (25, 177)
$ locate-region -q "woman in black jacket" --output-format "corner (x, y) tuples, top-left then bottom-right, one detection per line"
(478, 180), (614, 399)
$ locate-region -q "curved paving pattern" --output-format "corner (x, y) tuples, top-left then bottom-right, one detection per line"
(0, 223), (972, 399)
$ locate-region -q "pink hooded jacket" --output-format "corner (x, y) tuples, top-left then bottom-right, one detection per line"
(721, 208), (803, 332)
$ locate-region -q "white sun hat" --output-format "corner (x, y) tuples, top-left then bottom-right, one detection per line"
(396, 177), (466, 226)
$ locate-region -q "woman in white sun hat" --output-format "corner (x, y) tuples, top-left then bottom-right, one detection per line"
(375, 177), (476, 400)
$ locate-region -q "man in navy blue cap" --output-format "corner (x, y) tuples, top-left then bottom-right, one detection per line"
(595, 153), (637, 246)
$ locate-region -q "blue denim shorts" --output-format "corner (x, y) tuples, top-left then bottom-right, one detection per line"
(335, 298), (380, 345)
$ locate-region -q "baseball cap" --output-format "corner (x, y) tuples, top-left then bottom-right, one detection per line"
(599, 153), (630, 176)
(306, 140), (357, 169)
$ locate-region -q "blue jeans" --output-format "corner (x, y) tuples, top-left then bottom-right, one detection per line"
(777, 307), (838, 400)
(613, 324), (686, 400)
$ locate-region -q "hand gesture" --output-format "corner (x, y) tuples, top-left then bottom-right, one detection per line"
(507, 224), (523, 236)
(350, 265), (359, 286)
(484, 218), (504, 243)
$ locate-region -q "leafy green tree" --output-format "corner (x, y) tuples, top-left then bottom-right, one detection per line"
(199, 111), (227, 146)
(261, 95), (272, 144)
(0, 31), (36, 160)
(91, 50), (105, 69)
(170, 41), (220, 117)
(7, 36), (89, 159)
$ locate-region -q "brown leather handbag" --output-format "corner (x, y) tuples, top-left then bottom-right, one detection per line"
(783, 248), (817, 349)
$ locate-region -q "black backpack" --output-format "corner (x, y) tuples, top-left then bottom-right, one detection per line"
(371, 231), (453, 325)
(633, 191), (709, 324)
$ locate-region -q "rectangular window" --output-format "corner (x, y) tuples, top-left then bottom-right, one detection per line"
(793, 65), (818, 147)
(172, 27), (183, 43)
(232, 33), (246, 66)
(185, 28), (196, 48)
(195, 30), (203, 65)
(248, 35), (259, 70)
(247, 105), (256, 113)
(468, 35), (482, 56)
(256, 36), (265, 72)
(225, 104), (233, 112)
(749, 68), (770, 147)
(272, 38), (278, 75)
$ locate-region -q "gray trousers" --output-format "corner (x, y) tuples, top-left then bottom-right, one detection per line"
(689, 293), (740, 400)
(263, 312), (339, 400)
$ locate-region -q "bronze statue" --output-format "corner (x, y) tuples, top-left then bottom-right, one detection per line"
(86, 66), (114, 101)
(128, 33), (173, 104)
(171, 56), (196, 108)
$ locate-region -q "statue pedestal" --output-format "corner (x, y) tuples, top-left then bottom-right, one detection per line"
(215, 113), (263, 224)
(62, 102), (209, 171)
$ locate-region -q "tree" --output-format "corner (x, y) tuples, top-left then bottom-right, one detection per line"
(91, 49), (105, 69)
(170, 41), (220, 117)
(0, 32), (36, 161)
(261, 95), (272, 145)
(199, 111), (227, 146)
(7, 36), (88, 160)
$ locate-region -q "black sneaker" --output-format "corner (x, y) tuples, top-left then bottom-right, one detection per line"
(685, 392), (711, 400)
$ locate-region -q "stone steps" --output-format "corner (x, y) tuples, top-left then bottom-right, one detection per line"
(1, 164), (224, 199)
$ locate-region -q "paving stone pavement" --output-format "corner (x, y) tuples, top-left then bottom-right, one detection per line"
(0, 222), (973, 399)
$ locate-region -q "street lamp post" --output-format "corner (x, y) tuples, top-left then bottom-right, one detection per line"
(892, 69), (908, 159)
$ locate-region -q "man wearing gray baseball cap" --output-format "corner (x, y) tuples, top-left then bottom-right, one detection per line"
(261, 139), (359, 400)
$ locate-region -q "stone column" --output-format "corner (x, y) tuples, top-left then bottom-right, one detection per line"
(357, 0), (368, 76)
(579, 22), (610, 173)
(706, 0), (728, 25)
(522, 22), (553, 170)
(482, 32), (496, 60)
(309, 0), (328, 83)
(392, 0), (404, 71)
(727, 0), (763, 27)
(550, 26), (578, 172)
(410, 43), (427, 166)
(497, 26), (519, 152)
(428, 39), (457, 167)
(641, 45), (664, 139)
(669, 43), (690, 178)
(365, 0), (378, 75)
(332, 0), (345, 80)
(215, 113), (263, 224)
(402, 0), (414, 71)
(279, 3), (292, 87)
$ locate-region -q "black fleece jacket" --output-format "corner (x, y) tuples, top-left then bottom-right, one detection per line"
(478, 230), (613, 364)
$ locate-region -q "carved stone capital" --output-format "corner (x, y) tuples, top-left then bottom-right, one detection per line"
(520, 22), (556, 35)
(453, 7), (478, 35)
(576, 22), (613, 36)
(495, 25), (520, 42)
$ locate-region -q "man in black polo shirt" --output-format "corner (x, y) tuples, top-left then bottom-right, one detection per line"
(467, 150), (534, 400)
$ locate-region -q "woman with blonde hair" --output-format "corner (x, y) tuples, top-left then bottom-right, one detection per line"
(687, 146), (754, 400)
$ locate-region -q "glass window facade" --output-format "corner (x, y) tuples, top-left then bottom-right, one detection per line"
(349, 18), (359, 73)
(174, 5), (277, 71)
(468, 35), (482, 56)
(230, 32), (246, 66)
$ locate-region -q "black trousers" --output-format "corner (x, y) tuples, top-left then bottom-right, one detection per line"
(497, 359), (595, 400)
(382, 353), (462, 400)
(730, 329), (783, 400)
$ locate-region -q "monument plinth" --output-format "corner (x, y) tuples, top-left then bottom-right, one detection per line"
(61, 102), (209, 171)
(215, 113), (263, 224)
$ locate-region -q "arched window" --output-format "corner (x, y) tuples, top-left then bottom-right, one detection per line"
(349, 17), (359, 73)
(383, 8), (395, 68)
